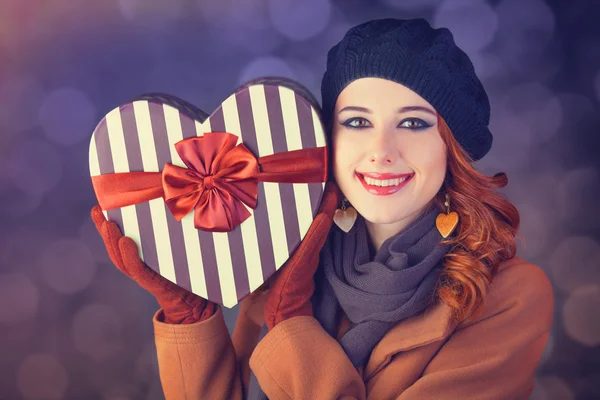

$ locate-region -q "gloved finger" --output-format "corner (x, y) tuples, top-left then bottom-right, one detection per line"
(118, 236), (156, 284)
(119, 236), (206, 311)
(318, 181), (342, 216)
(90, 205), (107, 233)
(101, 221), (129, 276)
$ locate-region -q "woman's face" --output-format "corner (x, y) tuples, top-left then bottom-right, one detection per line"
(332, 77), (447, 231)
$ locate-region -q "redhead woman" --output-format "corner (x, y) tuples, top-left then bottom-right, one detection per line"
(91, 18), (554, 399)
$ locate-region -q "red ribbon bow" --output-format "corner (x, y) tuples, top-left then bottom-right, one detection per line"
(92, 132), (327, 232)
(162, 132), (259, 231)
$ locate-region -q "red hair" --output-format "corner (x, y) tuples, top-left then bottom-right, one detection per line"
(433, 115), (520, 325)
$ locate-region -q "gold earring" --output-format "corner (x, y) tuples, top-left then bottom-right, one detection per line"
(436, 193), (459, 238)
(333, 198), (357, 233)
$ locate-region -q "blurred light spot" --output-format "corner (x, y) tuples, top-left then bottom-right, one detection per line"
(495, 0), (556, 76)
(0, 74), (46, 133)
(238, 56), (296, 86)
(563, 285), (600, 347)
(0, 273), (39, 325)
(557, 167), (600, 231)
(17, 353), (69, 400)
(38, 239), (97, 294)
(7, 139), (63, 195)
(501, 82), (563, 144)
(118, 0), (184, 28)
(531, 376), (575, 400)
(38, 87), (96, 146)
(484, 104), (534, 170)
(72, 303), (124, 361)
(0, 184), (44, 219)
(0, 226), (53, 272)
(550, 236), (600, 293)
(555, 93), (595, 132)
(469, 51), (508, 80)
(381, 0), (443, 12)
(515, 202), (551, 259)
(268, 0), (331, 41)
(433, 0), (498, 53)
(195, 0), (283, 55)
(144, 60), (214, 107)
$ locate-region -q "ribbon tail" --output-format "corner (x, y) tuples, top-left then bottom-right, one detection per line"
(257, 147), (327, 183)
(92, 172), (164, 210)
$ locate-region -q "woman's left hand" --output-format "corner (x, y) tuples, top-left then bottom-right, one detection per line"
(263, 180), (342, 331)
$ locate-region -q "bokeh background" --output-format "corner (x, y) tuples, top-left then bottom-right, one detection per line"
(1, 0), (599, 399)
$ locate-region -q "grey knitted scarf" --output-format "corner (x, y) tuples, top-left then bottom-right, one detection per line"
(248, 207), (451, 399)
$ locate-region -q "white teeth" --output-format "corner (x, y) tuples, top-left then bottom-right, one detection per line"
(363, 175), (409, 187)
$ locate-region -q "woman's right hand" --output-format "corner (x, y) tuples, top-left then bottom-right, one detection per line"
(91, 205), (217, 324)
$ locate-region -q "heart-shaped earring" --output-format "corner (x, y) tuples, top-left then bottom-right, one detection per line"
(436, 193), (459, 238)
(333, 198), (357, 233)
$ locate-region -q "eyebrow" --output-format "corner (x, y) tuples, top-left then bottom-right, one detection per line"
(338, 105), (436, 116)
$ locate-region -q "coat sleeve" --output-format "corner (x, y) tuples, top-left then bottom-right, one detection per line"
(153, 306), (245, 400)
(369, 262), (555, 400)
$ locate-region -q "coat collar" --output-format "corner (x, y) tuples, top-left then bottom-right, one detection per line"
(364, 299), (459, 378)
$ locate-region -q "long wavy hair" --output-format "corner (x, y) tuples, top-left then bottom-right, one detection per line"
(433, 114), (520, 325)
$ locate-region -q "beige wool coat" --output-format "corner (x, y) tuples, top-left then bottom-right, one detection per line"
(152, 256), (554, 399)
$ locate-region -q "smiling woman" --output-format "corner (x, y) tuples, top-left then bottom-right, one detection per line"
(91, 17), (555, 400)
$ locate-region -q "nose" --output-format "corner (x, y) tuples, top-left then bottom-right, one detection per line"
(369, 131), (396, 165)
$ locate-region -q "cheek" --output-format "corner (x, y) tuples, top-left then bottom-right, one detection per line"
(406, 136), (447, 178)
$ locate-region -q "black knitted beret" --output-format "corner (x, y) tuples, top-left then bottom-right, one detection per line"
(320, 18), (493, 161)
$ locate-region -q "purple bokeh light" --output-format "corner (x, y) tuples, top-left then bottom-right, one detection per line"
(0, 273), (39, 326)
(0, 74), (46, 135)
(38, 239), (97, 295)
(433, 0), (498, 53)
(17, 353), (69, 400)
(563, 285), (600, 347)
(550, 235), (600, 293)
(238, 56), (296, 85)
(7, 139), (63, 195)
(268, 0), (331, 41)
(71, 303), (124, 361)
(38, 87), (97, 146)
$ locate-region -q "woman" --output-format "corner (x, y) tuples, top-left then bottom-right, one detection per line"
(91, 19), (554, 399)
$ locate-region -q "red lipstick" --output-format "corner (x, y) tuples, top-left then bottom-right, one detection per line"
(355, 172), (414, 196)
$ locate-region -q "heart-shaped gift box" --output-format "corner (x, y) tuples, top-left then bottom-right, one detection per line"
(89, 80), (327, 308)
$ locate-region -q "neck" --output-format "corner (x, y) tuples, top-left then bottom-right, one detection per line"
(365, 203), (435, 252)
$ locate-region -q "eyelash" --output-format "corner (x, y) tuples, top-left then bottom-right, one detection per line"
(341, 117), (431, 131)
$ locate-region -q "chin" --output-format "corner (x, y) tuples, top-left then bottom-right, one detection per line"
(357, 210), (408, 225)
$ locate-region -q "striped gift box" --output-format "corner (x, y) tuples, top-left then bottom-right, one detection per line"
(89, 82), (326, 308)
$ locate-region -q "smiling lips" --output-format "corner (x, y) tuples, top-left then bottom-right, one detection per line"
(356, 172), (414, 196)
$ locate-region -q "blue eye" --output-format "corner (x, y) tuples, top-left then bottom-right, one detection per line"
(342, 117), (372, 129)
(399, 118), (431, 130)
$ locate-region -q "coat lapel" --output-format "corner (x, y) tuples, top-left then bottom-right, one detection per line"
(364, 300), (459, 379)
